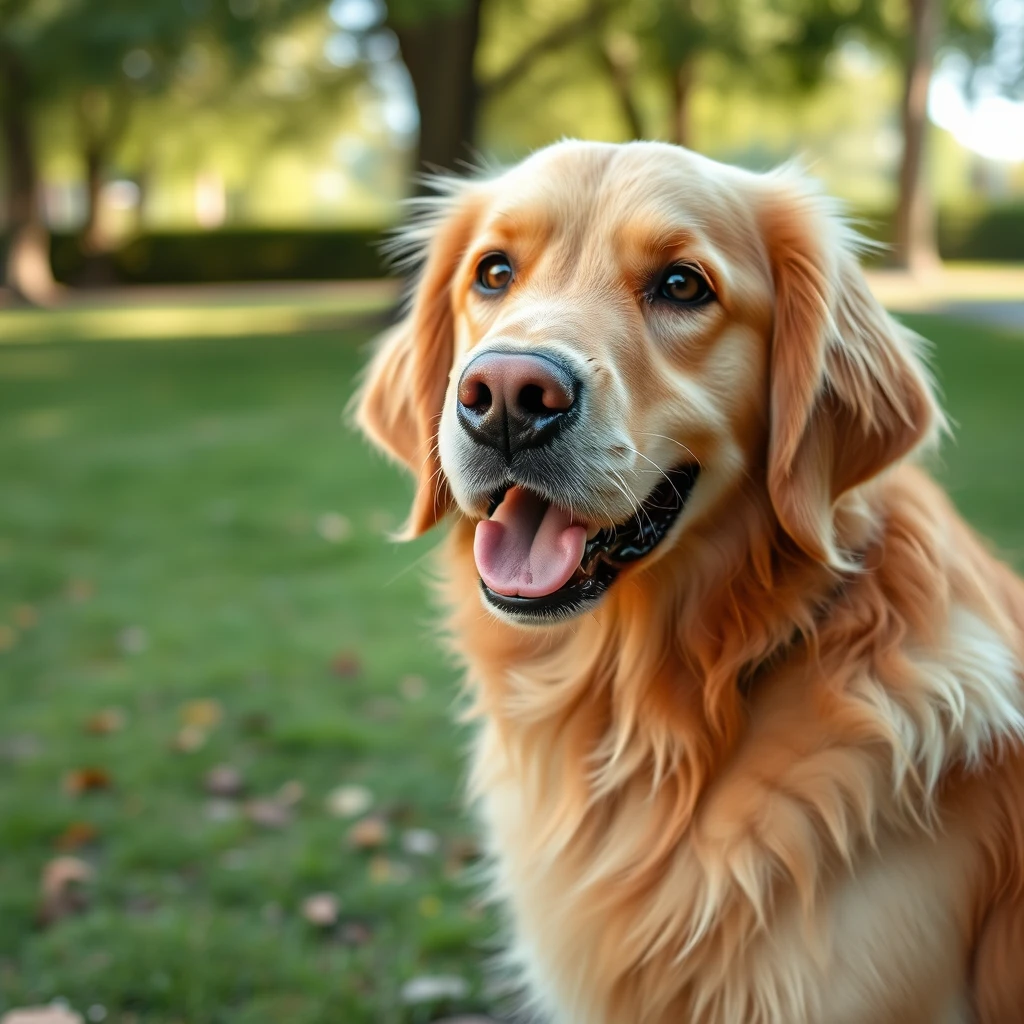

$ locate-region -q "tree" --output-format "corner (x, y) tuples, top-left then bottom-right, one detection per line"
(596, 0), (884, 146)
(388, 0), (485, 174)
(0, 0), (327, 301)
(894, 0), (941, 273)
(632, 0), (751, 146)
(892, 0), (997, 271)
(1, 30), (54, 303)
(386, 0), (609, 174)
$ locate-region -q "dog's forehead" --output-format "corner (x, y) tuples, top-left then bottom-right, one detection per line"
(478, 142), (761, 259)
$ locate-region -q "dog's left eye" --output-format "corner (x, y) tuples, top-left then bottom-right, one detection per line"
(475, 253), (514, 294)
(655, 265), (714, 306)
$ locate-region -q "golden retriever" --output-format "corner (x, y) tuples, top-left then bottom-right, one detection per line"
(355, 140), (1024, 1024)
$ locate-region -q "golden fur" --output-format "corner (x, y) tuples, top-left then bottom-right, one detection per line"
(355, 140), (1024, 1024)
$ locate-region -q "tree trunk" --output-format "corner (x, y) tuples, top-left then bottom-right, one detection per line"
(80, 145), (105, 255)
(0, 46), (57, 304)
(893, 0), (941, 274)
(394, 0), (485, 177)
(598, 37), (644, 139)
(670, 60), (694, 148)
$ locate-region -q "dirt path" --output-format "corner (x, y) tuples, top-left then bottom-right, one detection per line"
(865, 267), (1024, 331)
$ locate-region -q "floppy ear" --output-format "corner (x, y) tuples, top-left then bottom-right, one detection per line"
(354, 190), (481, 539)
(760, 179), (942, 570)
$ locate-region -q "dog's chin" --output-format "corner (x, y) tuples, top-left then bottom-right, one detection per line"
(467, 464), (701, 627)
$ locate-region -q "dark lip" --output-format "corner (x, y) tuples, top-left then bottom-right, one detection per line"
(480, 463), (701, 623)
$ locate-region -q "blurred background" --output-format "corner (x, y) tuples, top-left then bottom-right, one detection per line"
(0, 1), (1022, 1022)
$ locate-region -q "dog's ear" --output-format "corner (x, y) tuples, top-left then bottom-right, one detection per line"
(759, 178), (942, 569)
(354, 189), (482, 539)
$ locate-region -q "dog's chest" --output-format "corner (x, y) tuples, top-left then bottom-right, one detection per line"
(473, 722), (974, 1024)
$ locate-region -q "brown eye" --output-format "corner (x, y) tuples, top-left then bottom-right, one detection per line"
(475, 253), (513, 294)
(657, 265), (713, 305)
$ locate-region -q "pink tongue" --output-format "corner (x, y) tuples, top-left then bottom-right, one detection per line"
(474, 486), (588, 598)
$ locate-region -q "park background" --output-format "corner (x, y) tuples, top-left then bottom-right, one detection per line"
(1, 0), (1023, 1022)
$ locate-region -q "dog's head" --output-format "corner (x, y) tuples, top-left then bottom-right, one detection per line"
(356, 141), (939, 626)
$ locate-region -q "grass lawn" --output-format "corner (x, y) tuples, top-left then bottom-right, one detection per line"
(0, 307), (1022, 1024)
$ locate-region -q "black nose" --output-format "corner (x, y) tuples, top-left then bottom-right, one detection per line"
(456, 350), (579, 457)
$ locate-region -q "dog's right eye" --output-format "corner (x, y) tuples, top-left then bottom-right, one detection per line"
(475, 253), (514, 294)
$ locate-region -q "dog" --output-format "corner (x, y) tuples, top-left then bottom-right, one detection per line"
(355, 140), (1024, 1024)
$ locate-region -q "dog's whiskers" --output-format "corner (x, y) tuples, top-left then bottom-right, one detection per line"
(637, 432), (703, 470)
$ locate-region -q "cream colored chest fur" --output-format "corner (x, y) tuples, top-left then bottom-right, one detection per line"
(480, 769), (973, 1024)
(470, 606), (1023, 1024)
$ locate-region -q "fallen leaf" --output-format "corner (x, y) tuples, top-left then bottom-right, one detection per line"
(447, 836), (481, 863)
(336, 919), (371, 945)
(84, 708), (126, 735)
(276, 780), (304, 806)
(399, 975), (469, 1005)
(368, 856), (410, 885)
(62, 767), (111, 796)
(54, 821), (99, 851)
(399, 674), (426, 701)
(301, 892), (340, 928)
(171, 725), (207, 753)
(38, 856), (94, 927)
(316, 512), (352, 543)
(204, 764), (245, 798)
(0, 625), (16, 651)
(244, 798), (291, 829)
(445, 836), (482, 877)
(66, 578), (95, 602)
(418, 895), (442, 918)
(13, 605), (38, 629)
(384, 800), (416, 825)
(330, 650), (362, 678)
(325, 784), (373, 819)
(347, 816), (388, 850)
(402, 828), (440, 857)
(117, 625), (148, 655)
(180, 699), (223, 729)
(1, 1007), (84, 1024)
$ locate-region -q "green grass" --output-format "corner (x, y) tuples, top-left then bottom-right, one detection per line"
(0, 307), (1022, 1023)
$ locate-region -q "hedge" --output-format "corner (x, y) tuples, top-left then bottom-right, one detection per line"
(847, 203), (1024, 264)
(46, 227), (392, 285)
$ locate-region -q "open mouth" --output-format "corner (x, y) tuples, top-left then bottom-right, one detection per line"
(474, 464), (700, 622)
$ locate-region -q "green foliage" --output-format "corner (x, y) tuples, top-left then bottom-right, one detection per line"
(615, 0), (756, 72)
(0, 0), (322, 97)
(612, 0), (995, 90)
(385, 0), (472, 27)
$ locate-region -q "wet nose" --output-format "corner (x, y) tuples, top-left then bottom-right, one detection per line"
(456, 350), (579, 457)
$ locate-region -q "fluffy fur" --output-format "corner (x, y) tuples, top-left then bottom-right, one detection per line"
(355, 140), (1024, 1024)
